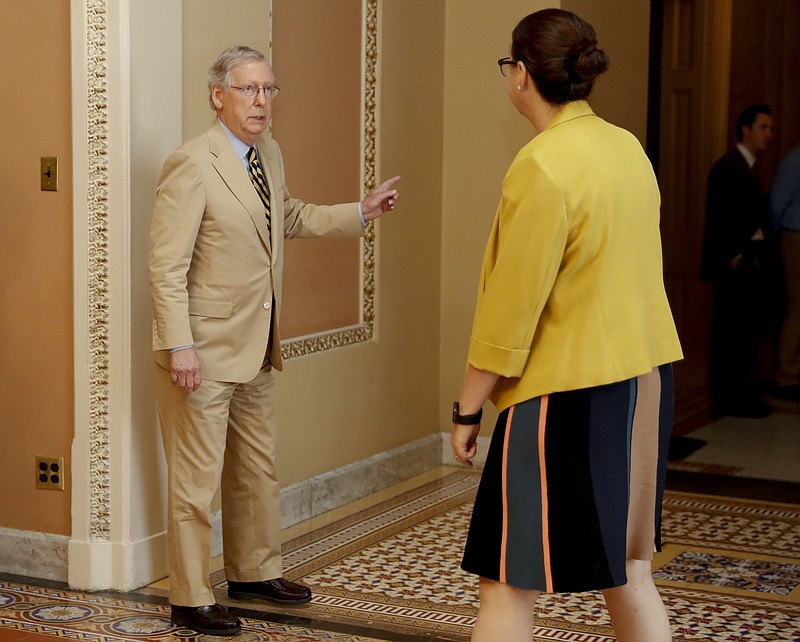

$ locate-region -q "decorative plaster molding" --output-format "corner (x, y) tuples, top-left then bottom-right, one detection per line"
(281, 0), (378, 361)
(85, 0), (112, 541)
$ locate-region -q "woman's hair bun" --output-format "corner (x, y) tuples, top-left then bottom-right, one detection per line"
(570, 41), (610, 82)
(572, 42), (610, 81)
(511, 9), (610, 104)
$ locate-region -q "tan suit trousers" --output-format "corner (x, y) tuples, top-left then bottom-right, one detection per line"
(155, 362), (282, 606)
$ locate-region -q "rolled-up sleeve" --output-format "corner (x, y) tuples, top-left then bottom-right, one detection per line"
(468, 155), (567, 377)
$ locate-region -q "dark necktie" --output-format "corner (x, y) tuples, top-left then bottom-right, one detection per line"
(247, 146), (271, 237)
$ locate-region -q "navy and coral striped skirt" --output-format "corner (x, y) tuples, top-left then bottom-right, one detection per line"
(461, 364), (673, 593)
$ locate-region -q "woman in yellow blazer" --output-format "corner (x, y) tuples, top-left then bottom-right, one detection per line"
(450, 9), (682, 642)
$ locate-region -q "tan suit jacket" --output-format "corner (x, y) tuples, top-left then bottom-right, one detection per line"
(149, 121), (363, 381)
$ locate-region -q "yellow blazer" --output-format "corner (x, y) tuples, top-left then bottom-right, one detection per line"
(469, 101), (682, 411)
(149, 121), (363, 382)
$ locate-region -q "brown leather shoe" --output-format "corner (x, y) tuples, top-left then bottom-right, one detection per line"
(227, 578), (312, 605)
(171, 603), (241, 636)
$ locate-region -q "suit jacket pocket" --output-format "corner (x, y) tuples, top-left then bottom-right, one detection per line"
(188, 297), (233, 318)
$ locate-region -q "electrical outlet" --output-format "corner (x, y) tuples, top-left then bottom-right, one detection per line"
(35, 456), (65, 490)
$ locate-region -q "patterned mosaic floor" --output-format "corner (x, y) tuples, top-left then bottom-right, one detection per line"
(2, 469), (799, 641)
(0, 584), (386, 641)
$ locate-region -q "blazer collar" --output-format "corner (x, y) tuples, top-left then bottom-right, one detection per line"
(207, 121), (273, 255)
(544, 100), (595, 132)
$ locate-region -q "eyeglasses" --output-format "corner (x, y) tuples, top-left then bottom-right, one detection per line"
(497, 57), (517, 77)
(229, 84), (281, 100)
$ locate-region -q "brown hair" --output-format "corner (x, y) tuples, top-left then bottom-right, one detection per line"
(511, 9), (609, 105)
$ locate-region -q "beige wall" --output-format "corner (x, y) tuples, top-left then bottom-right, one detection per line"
(275, 0), (446, 484)
(0, 1), (73, 535)
(182, 0), (271, 141)
(563, 0), (651, 143)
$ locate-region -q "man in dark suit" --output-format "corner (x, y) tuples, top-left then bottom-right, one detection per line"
(701, 104), (774, 418)
(149, 45), (400, 636)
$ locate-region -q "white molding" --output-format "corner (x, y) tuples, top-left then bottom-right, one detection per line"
(67, 530), (168, 592)
(0, 527), (167, 591)
(68, 0), (180, 593)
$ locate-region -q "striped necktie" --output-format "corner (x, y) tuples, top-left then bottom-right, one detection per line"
(247, 146), (271, 236)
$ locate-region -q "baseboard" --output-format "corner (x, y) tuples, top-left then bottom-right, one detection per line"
(208, 433), (443, 557)
(5, 434), (445, 586)
(67, 530), (169, 592)
(0, 527), (168, 591)
(280, 433), (443, 525)
(0, 527), (69, 583)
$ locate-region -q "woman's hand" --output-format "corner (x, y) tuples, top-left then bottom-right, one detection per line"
(451, 422), (481, 466)
(450, 365), (500, 466)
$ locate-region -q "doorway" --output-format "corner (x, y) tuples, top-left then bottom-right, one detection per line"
(649, 0), (800, 485)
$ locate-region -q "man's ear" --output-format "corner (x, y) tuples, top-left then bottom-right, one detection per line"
(211, 85), (224, 110)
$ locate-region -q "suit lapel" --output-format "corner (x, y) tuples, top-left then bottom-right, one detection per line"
(207, 123), (272, 256)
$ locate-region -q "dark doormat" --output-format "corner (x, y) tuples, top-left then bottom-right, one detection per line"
(668, 436), (707, 461)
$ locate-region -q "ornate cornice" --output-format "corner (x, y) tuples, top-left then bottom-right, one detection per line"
(282, 0), (378, 360)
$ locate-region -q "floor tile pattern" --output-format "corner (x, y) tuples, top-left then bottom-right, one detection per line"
(655, 550), (800, 595)
(660, 492), (800, 557)
(0, 582), (384, 641)
(201, 471), (799, 641)
(2, 470), (799, 641)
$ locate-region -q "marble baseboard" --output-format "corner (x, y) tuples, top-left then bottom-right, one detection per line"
(0, 527), (69, 583)
(208, 433), (443, 557)
(4, 435), (447, 582)
(279, 433), (443, 529)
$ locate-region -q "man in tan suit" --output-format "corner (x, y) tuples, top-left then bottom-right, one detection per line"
(149, 45), (400, 636)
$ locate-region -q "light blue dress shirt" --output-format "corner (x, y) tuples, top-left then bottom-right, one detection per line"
(770, 143), (800, 232)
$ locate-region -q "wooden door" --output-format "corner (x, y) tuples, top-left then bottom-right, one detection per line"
(655, 0), (732, 420)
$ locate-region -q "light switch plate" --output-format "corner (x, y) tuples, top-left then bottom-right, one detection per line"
(41, 157), (58, 192)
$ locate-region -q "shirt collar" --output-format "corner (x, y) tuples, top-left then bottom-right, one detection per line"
(217, 118), (253, 163)
(736, 142), (756, 168)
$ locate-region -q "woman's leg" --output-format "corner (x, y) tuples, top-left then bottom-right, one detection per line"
(471, 577), (540, 642)
(600, 559), (671, 642)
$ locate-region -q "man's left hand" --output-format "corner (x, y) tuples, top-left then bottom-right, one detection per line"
(361, 176), (401, 221)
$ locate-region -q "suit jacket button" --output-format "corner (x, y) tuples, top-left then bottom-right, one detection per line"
(263, 302), (271, 310)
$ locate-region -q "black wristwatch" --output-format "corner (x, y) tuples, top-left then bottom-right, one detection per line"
(452, 402), (483, 425)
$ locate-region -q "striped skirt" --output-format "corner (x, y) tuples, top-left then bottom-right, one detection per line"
(461, 364), (673, 593)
